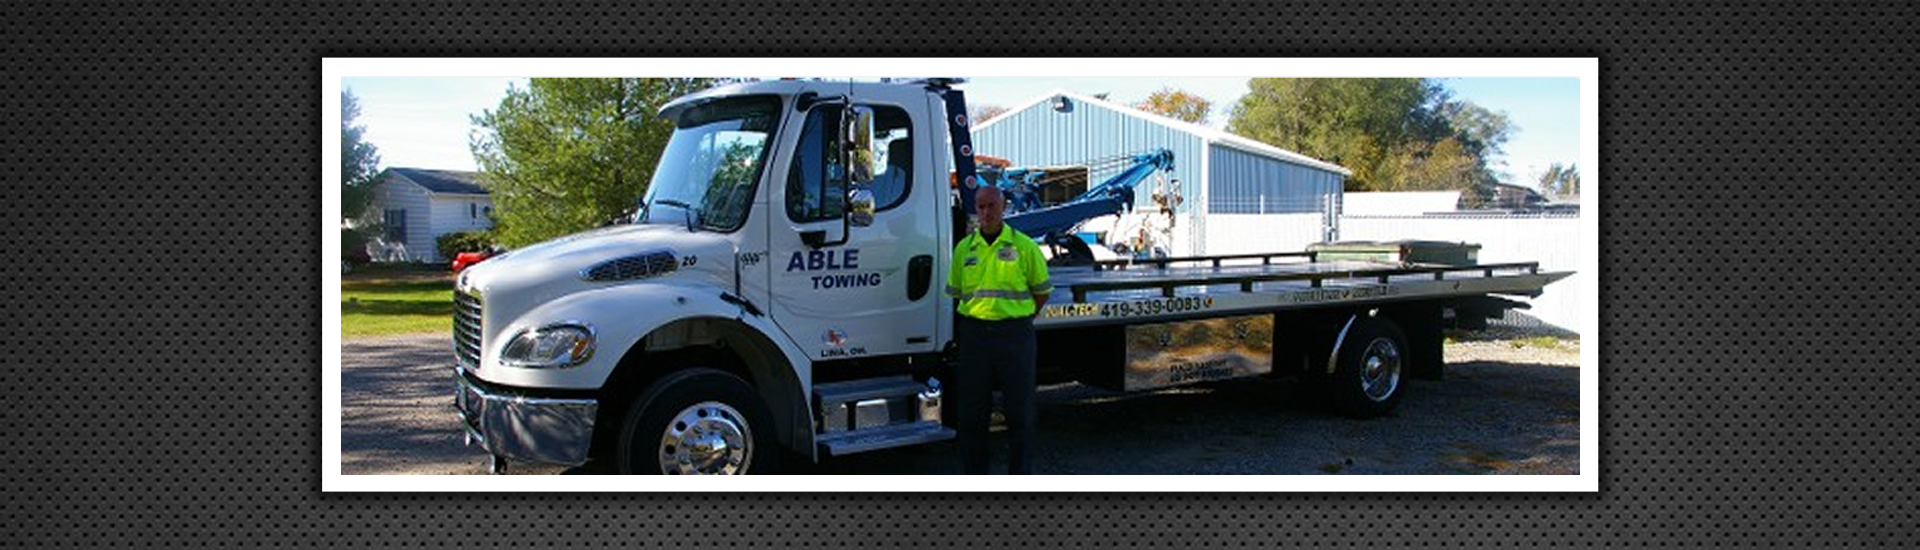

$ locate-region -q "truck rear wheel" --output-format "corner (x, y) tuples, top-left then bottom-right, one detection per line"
(1327, 316), (1409, 418)
(616, 368), (780, 475)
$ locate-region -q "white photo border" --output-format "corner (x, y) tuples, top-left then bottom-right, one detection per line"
(323, 57), (1600, 492)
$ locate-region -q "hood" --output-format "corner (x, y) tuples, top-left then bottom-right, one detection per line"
(457, 224), (738, 321)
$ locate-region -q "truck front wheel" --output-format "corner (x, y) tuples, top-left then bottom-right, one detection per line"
(1327, 316), (1409, 418)
(616, 368), (781, 475)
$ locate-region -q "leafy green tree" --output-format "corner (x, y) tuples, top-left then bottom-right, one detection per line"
(1401, 138), (1481, 193)
(470, 78), (717, 247)
(1135, 87), (1213, 124)
(1538, 162), (1581, 200)
(341, 89), (382, 221)
(1436, 99), (1513, 160)
(1227, 78), (1512, 194)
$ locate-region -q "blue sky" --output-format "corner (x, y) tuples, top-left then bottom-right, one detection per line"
(343, 76), (1580, 186)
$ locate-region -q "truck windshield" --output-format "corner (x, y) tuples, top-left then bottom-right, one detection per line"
(638, 96), (780, 232)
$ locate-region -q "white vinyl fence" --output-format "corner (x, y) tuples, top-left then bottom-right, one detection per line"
(1202, 213), (1332, 256)
(1338, 214), (1585, 334)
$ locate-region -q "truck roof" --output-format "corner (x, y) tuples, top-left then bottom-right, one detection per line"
(659, 79), (936, 119)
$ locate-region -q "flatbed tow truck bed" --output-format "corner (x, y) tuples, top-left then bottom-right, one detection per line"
(1036, 252), (1571, 329)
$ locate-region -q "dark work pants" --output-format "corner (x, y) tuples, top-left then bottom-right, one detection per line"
(955, 316), (1037, 475)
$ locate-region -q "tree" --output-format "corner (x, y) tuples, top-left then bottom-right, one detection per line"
(969, 103), (1010, 124)
(470, 78), (718, 247)
(1135, 87), (1213, 124)
(341, 88), (382, 221)
(1538, 162), (1581, 200)
(1400, 137), (1481, 193)
(1226, 78), (1512, 194)
(1436, 98), (1513, 160)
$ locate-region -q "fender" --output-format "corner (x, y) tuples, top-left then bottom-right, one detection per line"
(473, 281), (810, 393)
(1326, 311), (1368, 375)
(472, 279), (822, 461)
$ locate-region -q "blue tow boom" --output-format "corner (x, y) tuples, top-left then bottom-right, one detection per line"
(997, 148), (1176, 238)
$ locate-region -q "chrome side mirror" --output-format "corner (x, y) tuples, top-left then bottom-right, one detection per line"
(848, 187), (875, 227)
(843, 106), (876, 186)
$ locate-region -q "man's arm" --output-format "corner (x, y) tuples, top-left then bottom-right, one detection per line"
(1026, 240), (1052, 316)
(945, 240), (965, 299)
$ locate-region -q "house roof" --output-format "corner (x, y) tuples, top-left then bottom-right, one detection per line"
(1483, 181), (1546, 197)
(390, 167), (488, 195)
(972, 89), (1352, 176)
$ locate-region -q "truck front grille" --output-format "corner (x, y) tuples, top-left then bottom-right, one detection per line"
(453, 290), (484, 368)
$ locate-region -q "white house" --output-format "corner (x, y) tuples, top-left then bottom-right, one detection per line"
(364, 168), (494, 262)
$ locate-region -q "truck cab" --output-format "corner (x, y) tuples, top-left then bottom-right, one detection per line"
(453, 80), (968, 474)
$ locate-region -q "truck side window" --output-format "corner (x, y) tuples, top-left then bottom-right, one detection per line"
(869, 109), (912, 211)
(787, 104), (913, 223)
(786, 106), (846, 222)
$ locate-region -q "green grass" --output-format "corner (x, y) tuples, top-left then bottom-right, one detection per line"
(342, 273), (454, 338)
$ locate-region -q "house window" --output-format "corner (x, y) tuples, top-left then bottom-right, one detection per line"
(470, 203), (477, 219)
(383, 209), (406, 242)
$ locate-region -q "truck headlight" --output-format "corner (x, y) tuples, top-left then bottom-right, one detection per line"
(499, 323), (596, 368)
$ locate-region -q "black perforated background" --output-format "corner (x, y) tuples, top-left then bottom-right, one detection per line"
(4, 0), (1918, 547)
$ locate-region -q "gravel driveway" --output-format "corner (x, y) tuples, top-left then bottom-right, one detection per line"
(341, 332), (1580, 475)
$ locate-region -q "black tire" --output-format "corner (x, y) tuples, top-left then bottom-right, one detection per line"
(1326, 315), (1410, 418)
(616, 368), (781, 475)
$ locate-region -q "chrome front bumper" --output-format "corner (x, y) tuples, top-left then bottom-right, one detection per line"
(453, 367), (599, 467)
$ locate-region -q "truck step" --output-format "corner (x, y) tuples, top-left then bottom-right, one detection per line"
(813, 375), (923, 406)
(817, 421), (956, 456)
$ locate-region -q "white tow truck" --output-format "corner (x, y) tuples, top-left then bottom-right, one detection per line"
(451, 78), (1571, 474)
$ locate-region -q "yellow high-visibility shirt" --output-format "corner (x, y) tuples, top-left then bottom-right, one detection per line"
(946, 227), (1052, 320)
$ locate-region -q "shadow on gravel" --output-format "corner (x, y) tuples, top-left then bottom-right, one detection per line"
(791, 360), (1578, 476)
(344, 333), (1580, 476)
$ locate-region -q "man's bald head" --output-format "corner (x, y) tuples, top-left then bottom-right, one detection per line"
(974, 185), (1005, 207)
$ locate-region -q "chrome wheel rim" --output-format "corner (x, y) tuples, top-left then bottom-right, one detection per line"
(1359, 337), (1402, 402)
(657, 401), (753, 475)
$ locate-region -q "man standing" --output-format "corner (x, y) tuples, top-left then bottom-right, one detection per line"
(946, 185), (1051, 475)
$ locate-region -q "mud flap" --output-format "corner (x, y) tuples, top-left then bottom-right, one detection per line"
(1393, 303), (1447, 381)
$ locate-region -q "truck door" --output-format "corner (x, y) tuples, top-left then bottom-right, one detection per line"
(767, 85), (942, 362)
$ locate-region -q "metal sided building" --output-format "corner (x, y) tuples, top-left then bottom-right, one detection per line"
(969, 90), (1350, 256)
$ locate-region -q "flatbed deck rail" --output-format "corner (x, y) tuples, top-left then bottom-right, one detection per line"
(1089, 251), (1320, 271)
(1066, 254), (1542, 303)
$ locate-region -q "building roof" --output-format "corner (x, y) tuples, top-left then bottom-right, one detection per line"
(390, 167), (488, 195)
(972, 89), (1352, 176)
(1484, 181), (1545, 196)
